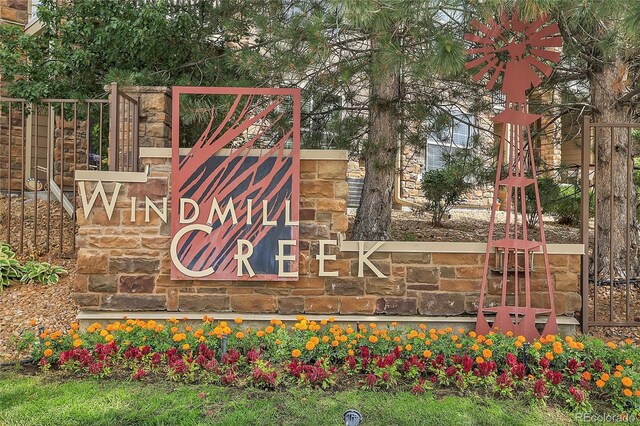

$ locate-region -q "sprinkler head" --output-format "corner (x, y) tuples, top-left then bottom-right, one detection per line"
(344, 409), (363, 426)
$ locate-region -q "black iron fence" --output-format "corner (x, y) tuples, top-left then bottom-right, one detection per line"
(0, 83), (139, 257)
(581, 116), (640, 332)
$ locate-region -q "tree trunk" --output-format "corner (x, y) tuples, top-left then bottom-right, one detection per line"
(351, 31), (401, 241)
(591, 58), (640, 282)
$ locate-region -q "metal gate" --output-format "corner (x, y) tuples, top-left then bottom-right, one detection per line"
(0, 83), (138, 258)
(581, 116), (640, 332)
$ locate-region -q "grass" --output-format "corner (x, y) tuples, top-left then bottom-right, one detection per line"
(0, 370), (575, 426)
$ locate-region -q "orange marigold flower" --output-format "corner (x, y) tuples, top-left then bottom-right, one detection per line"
(171, 327), (178, 334)
(476, 357), (484, 364)
(616, 365), (625, 372)
(394, 336), (401, 343)
(29, 320), (37, 327)
(105, 334), (114, 343)
(622, 377), (633, 387)
(43, 349), (53, 357)
(275, 339), (282, 345)
(483, 349), (492, 358)
(451, 335), (459, 342)
(614, 371), (622, 378)
(236, 332), (245, 339)
(182, 344), (190, 351)
(292, 349), (301, 358)
(596, 380), (605, 388)
(155, 325), (164, 333)
(340, 335), (348, 343)
(405, 344), (412, 351)
(234, 318), (243, 324)
(256, 331), (265, 337)
(457, 328), (465, 334)
(471, 344), (479, 351)
(456, 344), (463, 349)
(601, 373), (610, 381)
(576, 342), (584, 350)
(423, 350), (432, 358)
(624, 338), (632, 345)
(545, 352), (554, 361)
(73, 339), (82, 348)
(391, 322), (398, 327)
(185, 326), (192, 332)
(635, 390), (640, 397)
(623, 389), (633, 397)
(468, 331), (477, 338)
(582, 372), (592, 381)
(265, 326), (274, 334)
(419, 323), (427, 330)
(368, 335), (378, 344)
(348, 350), (355, 356)
(607, 342), (617, 349)
(506, 331), (514, 337)
(331, 340), (339, 347)
(310, 336), (320, 345)
(625, 359), (632, 365)
(515, 341), (523, 348)
(553, 345), (563, 355)
(305, 341), (316, 351)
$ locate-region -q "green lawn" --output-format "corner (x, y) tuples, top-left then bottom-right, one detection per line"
(0, 370), (573, 426)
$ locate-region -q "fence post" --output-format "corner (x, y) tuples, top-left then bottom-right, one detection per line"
(580, 115), (590, 334)
(109, 82), (119, 171)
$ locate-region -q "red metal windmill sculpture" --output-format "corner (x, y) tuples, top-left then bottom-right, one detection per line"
(464, 10), (562, 340)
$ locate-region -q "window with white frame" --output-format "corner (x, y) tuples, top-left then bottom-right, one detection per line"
(424, 111), (474, 171)
(28, 0), (40, 23)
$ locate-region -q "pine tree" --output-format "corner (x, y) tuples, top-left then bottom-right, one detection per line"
(246, 0), (471, 240)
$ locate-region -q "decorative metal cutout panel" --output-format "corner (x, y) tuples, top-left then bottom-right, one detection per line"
(171, 87), (300, 281)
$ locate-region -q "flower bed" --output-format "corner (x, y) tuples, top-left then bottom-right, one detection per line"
(17, 316), (640, 415)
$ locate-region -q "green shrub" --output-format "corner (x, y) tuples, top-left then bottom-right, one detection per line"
(551, 183), (582, 226)
(421, 151), (485, 226)
(20, 260), (67, 285)
(0, 242), (23, 290)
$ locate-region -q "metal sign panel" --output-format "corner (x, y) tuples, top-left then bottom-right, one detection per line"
(171, 87), (300, 281)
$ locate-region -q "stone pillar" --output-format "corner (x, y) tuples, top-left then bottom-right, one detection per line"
(121, 86), (172, 149)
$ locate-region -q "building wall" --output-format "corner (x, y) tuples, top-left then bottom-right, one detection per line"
(0, 0), (28, 27)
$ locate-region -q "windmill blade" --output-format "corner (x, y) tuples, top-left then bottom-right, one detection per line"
(525, 15), (550, 36)
(524, 56), (554, 76)
(528, 23), (560, 41)
(465, 56), (490, 70)
(486, 63), (505, 90)
(511, 9), (526, 32)
(529, 36), (562, 47)
(500, 10), (511, 31)
(470, 19), (493, 35)
(465, 46), (497, 55)
(531, 48), (561, 64)
(472, 59), (498, 82)
(464, 33), (487, 43)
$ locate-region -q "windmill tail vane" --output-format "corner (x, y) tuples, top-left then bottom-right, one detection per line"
(465, 9), (562, 341)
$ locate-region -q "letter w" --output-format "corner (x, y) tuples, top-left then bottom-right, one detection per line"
(78, 181), (122, 220)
